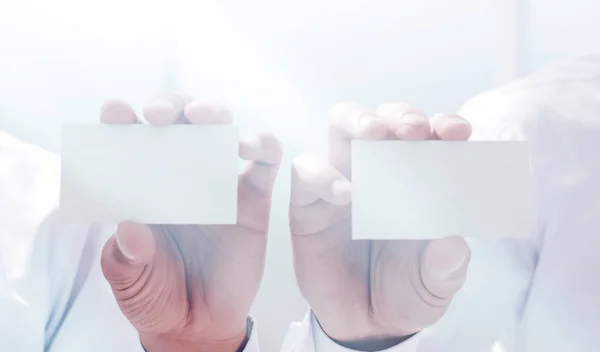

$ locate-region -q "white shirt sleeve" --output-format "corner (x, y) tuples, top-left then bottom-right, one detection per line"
(242, 317), (261, 352)
(281, 312), (420, 352)
(311, 313), (421, 352)
(0, 132), (62, 351)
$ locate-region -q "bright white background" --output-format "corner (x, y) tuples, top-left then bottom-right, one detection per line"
(1, 0), (599, 350)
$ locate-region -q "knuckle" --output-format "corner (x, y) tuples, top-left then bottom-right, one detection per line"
(184, 100), (232, 124)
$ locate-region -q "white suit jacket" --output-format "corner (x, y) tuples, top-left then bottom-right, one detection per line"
(1, 54), (600, 351)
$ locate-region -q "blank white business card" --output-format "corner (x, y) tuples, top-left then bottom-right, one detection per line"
(351, 141), (533, 240)
(60, 124), (238, 224)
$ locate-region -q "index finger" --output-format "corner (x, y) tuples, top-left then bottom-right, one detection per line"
(143, 91), (193, 126)
(328, 103), (389, 178)
(429, 113), (472, 140)
(100, 99), (138, 124)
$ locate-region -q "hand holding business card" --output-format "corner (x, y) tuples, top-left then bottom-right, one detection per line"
(290, 104), (483, 344)
(86, 96), (283, 351)
(58, 95), (529, 348)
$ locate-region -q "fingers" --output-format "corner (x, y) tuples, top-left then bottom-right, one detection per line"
(181, 100), (281, 197)
(233, 132), (283, 231)
(100, 99), (139, 124)
(184, 101), (233, 125)
(429, 113), (472, 140)
(420, 237), (470, 299)
(329, 103), (389, 140)
(99, 94), (282, 231)
(101, 223), (189, 333)
(328, 103), (389, 178)
(375, 238), (470, 333)
(101, 222), (156, 290)
(289, 153), (352, 235)
(101, 91), (231, 127)
(291, 153), (352, 207)
(143, 91), (193, 126)
(102, 93), (233, 127)
(375, 102), (431, 140)
(99, 91), (193, 126)
(238, 132), (283, 197)
(328, 102), (433, 178)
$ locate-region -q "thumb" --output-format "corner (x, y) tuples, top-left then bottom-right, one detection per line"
(101, 222), (156, 290)
(291, 153), (352, 207)
(420, 236), (470, 299)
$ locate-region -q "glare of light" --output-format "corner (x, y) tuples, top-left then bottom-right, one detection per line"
(173, 0), (322, 146)
(491, 341), (506, 352)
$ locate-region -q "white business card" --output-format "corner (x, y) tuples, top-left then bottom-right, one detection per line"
(60, 124), (238, 224)
(351, 141), (533, 240)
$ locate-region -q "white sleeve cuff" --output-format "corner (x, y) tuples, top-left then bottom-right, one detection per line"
(310, 312), (421, 352)
(242, 316), (261, 352)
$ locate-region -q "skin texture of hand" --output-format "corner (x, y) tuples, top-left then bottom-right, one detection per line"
(99, 92), (282, 352)
(289, 102), (472, 349)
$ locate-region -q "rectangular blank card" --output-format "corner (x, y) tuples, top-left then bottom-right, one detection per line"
(60, 124), (238, 224)
(351, 141), (533, 240)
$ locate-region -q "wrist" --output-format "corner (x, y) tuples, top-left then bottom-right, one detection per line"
(141, 318), (252, 352)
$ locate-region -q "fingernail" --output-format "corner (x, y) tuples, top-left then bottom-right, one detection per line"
(115, 233), (136, 261)
(440, 253), (469, 281)
(439, 251), (469, 279)
(445, 117), (469, 126)
(295, 153), (324, 175)
(239, 133), (262, 161)
(184, 101), (231, 124)
(100, 100), (137, 124)
(401, 113), (427, 126)
(144, 99), (177, 126)
(241, 133), (261, 149)
(115, 221), (144, 261)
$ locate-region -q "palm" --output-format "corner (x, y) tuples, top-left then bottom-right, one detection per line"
(99, 96), (282, 351)
(126, 224), (266, 339)
(292, 209), (433, 339)
(291, 102), (472, 344)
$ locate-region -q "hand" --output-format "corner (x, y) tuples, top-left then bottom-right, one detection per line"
(99, 92), (282, 352)
(290, 102), (472, 349)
